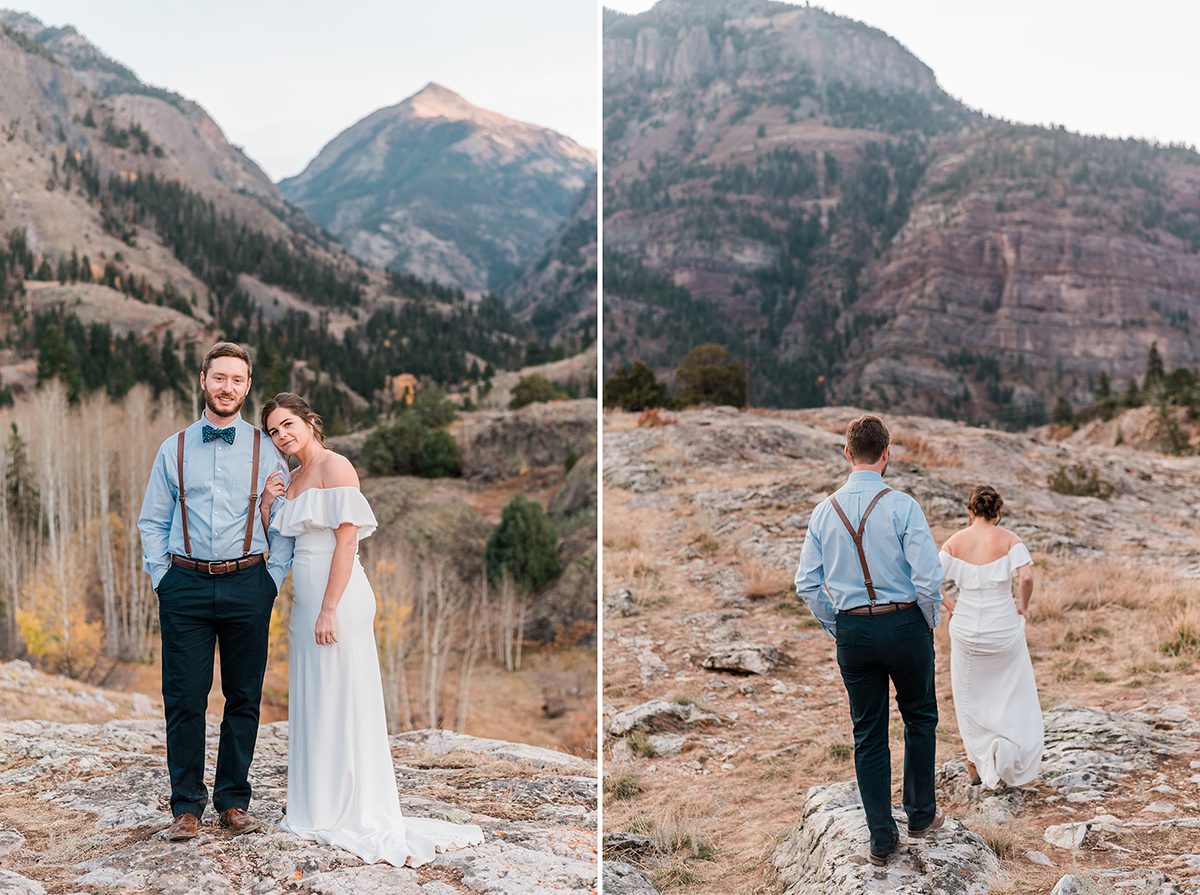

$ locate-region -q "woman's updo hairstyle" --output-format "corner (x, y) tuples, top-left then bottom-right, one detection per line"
(261, 392), (326, 446)
(967, 485), (1003, 521)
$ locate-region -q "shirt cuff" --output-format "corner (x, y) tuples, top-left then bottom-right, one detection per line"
(150, 564), (170, 590)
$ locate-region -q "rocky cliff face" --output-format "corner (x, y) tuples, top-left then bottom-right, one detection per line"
(279, 83), (596, 297)
(603, 0), (1200, 422)
(0, 713), (596, 895)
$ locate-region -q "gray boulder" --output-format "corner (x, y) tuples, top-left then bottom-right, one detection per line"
(771, 781), (1000, 895)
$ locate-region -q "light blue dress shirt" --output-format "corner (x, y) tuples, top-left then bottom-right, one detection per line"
(138, 414), (294, 591)
(794, 470), (943, 636)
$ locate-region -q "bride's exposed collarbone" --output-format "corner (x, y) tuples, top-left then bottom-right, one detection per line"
(284, 485), (363, 502)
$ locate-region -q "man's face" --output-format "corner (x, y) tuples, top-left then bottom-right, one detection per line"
(199, 356), (251, 419)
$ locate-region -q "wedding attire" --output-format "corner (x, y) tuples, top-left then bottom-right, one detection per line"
(137, 415), (294, 820)
(794, 470), (944, 856)
(940, 542), (1043, 788)
(271, 486), (483, 866)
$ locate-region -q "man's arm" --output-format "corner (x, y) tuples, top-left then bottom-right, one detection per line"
(137, 444), (175, 590)
(901, 498), (944, 629)
(795, 510), (836, 636)
(265, 455), (294, 592)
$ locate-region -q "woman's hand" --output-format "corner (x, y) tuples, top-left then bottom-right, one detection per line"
(315, 608), (338, 646)
(262, 471), (286, 506)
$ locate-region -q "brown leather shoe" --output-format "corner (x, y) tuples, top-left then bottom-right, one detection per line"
(167, 812), (200, 841)
(218, 807), (262, 835)
(908, 809), (945, 838)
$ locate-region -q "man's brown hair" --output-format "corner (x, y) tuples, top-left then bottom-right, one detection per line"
(845, 414), (890, 463)
(202, 342), (252, 377)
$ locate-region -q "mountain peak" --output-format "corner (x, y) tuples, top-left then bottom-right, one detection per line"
(404, 81), (487, 123)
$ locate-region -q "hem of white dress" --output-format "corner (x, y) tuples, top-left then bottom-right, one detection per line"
(280, 817), (485, 868)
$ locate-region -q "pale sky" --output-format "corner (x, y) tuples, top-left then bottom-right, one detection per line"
(10, 0), (599, 181)
(605, 0), (1200, 152)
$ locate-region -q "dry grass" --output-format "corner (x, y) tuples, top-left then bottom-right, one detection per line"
(606, 773), (644, 801)
(966, 818), (1018, 861)
(892, 431), (961, 467)
(1030, 558), (1149, 620)
(740, 557), (793, 600)
(1158, 599), (1200, 659)
(638, 408), (677, 427)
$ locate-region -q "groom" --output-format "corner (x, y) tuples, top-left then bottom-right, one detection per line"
(793, 414), (944, 865)
(138, 342), (293, 841)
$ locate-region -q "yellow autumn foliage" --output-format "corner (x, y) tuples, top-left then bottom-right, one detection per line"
(17, 569), (105, 681)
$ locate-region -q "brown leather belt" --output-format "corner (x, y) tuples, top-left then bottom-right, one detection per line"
(171, 554), (264, 576)
(838, 601), (917, 616)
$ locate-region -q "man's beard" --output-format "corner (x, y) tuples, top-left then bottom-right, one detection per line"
(203, 387), (246, 418)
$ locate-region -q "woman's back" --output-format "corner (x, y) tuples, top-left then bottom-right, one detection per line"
(943, 524), (1020, 566)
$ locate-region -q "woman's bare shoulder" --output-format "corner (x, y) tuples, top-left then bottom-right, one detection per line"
(318, 451), (359, 488)
(941, 529), (966, 554)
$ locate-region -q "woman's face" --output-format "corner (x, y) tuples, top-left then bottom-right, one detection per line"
(265, 407), (311, 457)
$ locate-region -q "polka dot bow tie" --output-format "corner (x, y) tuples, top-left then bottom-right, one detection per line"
(202, 424), (236, 445)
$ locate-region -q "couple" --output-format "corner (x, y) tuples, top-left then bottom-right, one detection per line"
(137, 342), (483, 866)
(793, 414), (1042, 866)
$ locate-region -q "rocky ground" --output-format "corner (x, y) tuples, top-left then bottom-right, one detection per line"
(602, 407), (1200, 895)
(0, 715), (597, 895)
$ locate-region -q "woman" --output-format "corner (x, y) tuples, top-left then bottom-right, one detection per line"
(259, 393), (484, 866)
(940, 485), (1042, 789)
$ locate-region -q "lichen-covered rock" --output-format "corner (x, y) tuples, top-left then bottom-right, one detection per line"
(0, 720), (596, 895)
(771, 781), (1001, 895)
(701, 643), (792, 675)
(603, 860), (660, 895)
(605, 588), (638, 618)
(0, 869), (45, 895)
(605, 699), (721, 736)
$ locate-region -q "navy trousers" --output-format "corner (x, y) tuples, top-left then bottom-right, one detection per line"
(156, 561), (277, 818)
(834, 606), (938, 853)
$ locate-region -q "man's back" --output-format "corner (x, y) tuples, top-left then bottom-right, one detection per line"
(795, 470), (943, 634)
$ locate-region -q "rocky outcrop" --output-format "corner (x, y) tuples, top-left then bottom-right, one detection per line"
(458, 399), (596, 482)
(0, 719), (596, 895)
(603, 860), (660, 895)
(605, 699), (722, 736)
(771, 781), (1000, 895)
(772, 705), (1199, 894)
(701, 643), (792, 675)
(605, 0), (942, 96)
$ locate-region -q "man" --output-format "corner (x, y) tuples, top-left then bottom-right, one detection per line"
(138, 342), (294, 841)
(793, 414), (944, 866)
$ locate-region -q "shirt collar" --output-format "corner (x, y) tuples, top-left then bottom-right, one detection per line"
(198, 413), (247, 429)
(845, 469), (884, 487)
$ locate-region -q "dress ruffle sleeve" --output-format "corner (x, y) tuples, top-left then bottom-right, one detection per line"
(271, 487), (378, 540)
(939, 542), (1031, 589)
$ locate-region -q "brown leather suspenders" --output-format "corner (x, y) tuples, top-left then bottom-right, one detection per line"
(176, 427), (266, 558)
(176, 432), (191, 557)
(829, 488), (892, 607)
(243, 429), (262, 555)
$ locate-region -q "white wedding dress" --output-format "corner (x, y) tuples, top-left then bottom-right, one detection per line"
(272, 486), (484, 865)
(940, 542), (1043, 788)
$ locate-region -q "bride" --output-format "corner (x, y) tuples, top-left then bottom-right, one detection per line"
(939, 485), (1043, 789)
(259, 392), (484, 866)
